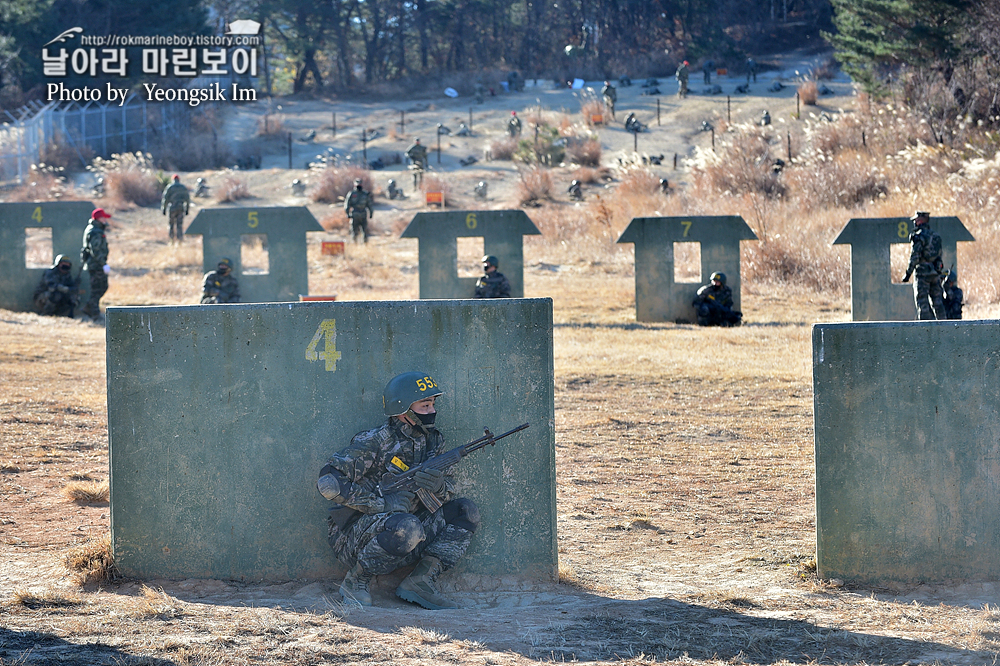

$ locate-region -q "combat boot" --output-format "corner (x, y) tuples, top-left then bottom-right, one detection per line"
(339, 563), (374, 607)
(395, 556), (459, 610)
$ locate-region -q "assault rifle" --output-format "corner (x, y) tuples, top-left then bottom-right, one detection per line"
(378, 423), (529, 512)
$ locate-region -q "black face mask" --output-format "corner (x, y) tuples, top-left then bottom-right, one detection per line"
(415, 411), (436, 426)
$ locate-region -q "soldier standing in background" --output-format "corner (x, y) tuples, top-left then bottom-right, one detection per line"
(703, 59), (714, 84)
(318, 372), (480, 609)
(200, 258), (241, 304)
(80, 208), (111, 321)
(601, 80), (617, 119)
(406, 138), (428, 169)
(507, 111), (522, 138)
(161, 174), (190, 244)
(902, 211), (945, 320)
(33, 254), (78, 318)
(746, 57), (757, 83)
(344, 178), (374, 243)
(474, 255), (511, 298)
(675, 60), (690, 98)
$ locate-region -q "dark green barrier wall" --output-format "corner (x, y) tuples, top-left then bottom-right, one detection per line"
(107, 299), (556, 582)
(0, 202), (95, 312)
(185, 207), (324, 302)
(833, 217), (974, 321)
(617, 216), (757, 322)
(814, 321), (1000, 583)
(400, 210), (540, 298)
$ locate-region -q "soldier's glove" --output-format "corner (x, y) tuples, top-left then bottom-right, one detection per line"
(414, 468), (445, 495)
(902, 272), (912, 283)
(56, 285), (70, 294)
(382, 490), (415, 514)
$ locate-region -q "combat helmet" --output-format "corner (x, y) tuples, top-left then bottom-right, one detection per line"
(53, 254), (71, 270)
(354, 178), (363, 187)
(710, 271), (727, 285)
(383, 371), (443, 417)
(482, 255), (499, 269)
(217, 257), (234, 272)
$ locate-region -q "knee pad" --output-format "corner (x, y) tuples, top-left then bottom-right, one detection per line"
(443, 498), (481, 533)
(375, 513), (424, 556)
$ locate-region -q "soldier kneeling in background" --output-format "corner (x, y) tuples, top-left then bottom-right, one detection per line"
(201, 258), (241, 304)
(693, 271), (742, 327)
(34, 255), (79, 318)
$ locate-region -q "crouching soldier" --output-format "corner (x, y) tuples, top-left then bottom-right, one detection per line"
(318, 372), (480, 609)
(693, 271), (742, 326)
(33, 255), (79, 317)
(200, 258), (241, 304)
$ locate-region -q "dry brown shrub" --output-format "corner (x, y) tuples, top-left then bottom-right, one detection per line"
(517, 167), (553, 205)
(581, 99), (604, 126)
(567, 137), (602, 166)
(257, 113), (286, 137)
(798, 80), (818, 106)
(784, 151), (888, 210)
(690, 129), (785, 200)
(312, 167), (372, 203)
(617, 167), (661, 197)
(61, 480), (109, 503)
(39, 134), (93, 171)
(6, 170), (77, 202)
(320, 212), (349, 233)
(91, 152), (161, 208)
(11, 589), (82, 609)
(571, 166), (610, 184)
(215, 177), (251, 203)
(65, 534), (121, 586)
(487, 137), (517, 161)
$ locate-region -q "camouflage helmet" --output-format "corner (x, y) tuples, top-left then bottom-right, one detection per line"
(911, 210), (930, 224)
(383, 371), (443, 417)
(53, 254), (71, 269)
(482, 255), (499, 268)
(217, 257), (234, 271)
(946, 269), (957, 284)
(354, 178), (363, 187)
(710, 271), (727, 285)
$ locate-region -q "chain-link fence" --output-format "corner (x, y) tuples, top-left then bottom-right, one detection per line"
(0, 95), (190, 183)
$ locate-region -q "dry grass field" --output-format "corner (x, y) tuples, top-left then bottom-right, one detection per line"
(4, 59), (1000, 664)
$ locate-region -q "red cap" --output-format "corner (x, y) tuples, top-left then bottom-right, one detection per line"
(511, 111), (517, 115)
(172, 174), (180, 180)
(683, 60), (689, 65)
(92, 208), (111, 220)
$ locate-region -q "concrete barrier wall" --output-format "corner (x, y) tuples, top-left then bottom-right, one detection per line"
(833, 217), (974, 321)
(107, 299), (556, 582)
(400, 210), (540, 298)
(616, 216), (757, 323)
(185, 207), (324, 302)
(0, 202), (95, 312)
(813, 321), (1000, 583)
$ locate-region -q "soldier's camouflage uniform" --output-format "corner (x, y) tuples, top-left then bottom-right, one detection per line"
(323, 418), (477, 575)
(601, 83), (616, 118)
(80, 219), (109, 318)
(942, 280), (963, 320)
(161, 181), (190, 242)
(344, 188), (373, 243)
(33, 263), (78, 317)
(406, 142), (428, 169)
(675, 62), (689, 98)
(507, 115), (522, 138)
(200, 269), (241, 304)
(474, 271), (511, 298)
(693, 282), (741, 326)
(907, 224), (945, 320)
